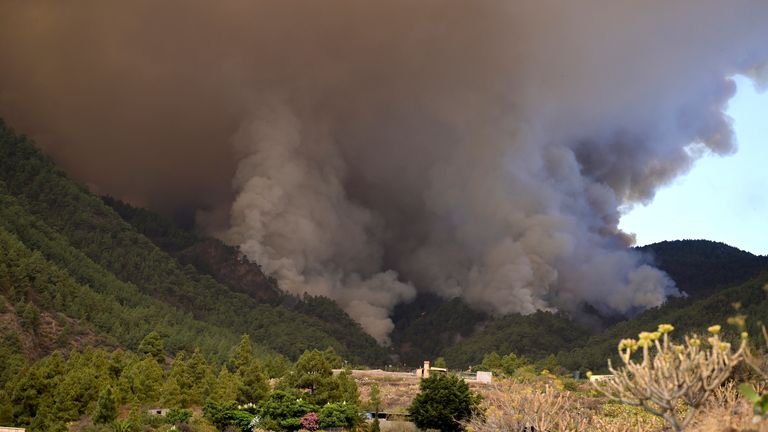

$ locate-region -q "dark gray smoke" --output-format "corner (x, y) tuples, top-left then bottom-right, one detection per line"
(1, 1), (767, 342)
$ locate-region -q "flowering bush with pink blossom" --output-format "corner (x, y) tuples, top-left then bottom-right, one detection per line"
(300, 411), (319, 431)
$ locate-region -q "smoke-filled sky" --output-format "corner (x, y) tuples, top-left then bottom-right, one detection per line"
(2, 1), (767, 342)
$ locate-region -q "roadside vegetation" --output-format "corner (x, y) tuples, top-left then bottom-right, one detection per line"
(0, 333), (364, 431)
(467, 300), (768, 431)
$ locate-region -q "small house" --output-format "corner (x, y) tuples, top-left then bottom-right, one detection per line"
(147, 408), (169, 416)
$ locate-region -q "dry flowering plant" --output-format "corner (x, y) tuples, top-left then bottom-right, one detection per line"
(741, 323), (768, 422)
(730, 289), (768, 423)
(464, 380), (592, 431)
(592, 323), (747, 432)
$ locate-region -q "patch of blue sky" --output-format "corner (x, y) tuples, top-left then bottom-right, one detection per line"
(619, 75), (768, 255)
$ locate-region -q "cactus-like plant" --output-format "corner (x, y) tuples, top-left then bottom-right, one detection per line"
(592, 324), (747, 432)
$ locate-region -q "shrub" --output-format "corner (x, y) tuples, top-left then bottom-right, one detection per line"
(166, 408), (193, 425)
(318, 402), (362, 429)
(740, 322), (768, 422)
(299, 411), (319, 431)
(257, 390), (319, 431)
(466, 379), (664, 432)
(203, 400), (255, 432)
(476, 351), (529, 377)
(409, 374), (480, 432)
(510, 365), (538, 383)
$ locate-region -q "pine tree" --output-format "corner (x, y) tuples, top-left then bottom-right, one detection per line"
(94, 386), (117, 424)
(237, 361), (269, 404)
(291, 349), (333, 396)
(168, 353), (192, 406)
(368, 382), (381, 414)
(187, 347), (214, 404)
(138, 331), (165, 363)
(368, 382), (382, 432)
(160, 376), (184, 408)
(434, 357), (447, 368)
(119, 357), (164, 404)
(230, 334), (254, 372)
(211, 366), (241, 402)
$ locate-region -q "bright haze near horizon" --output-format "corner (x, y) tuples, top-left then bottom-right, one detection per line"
(620, 75), (768, 256)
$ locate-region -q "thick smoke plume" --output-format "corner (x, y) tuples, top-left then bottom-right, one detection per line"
(2, 1), (768, 342)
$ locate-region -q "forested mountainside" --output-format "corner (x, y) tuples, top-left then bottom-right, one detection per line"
(390, 294), (591, 369)
(0, 119), (387, 365)
(102, 196), (376, 349)
(102, 197), (281, 303)
(389, 294), (489, 365)
(638, 239), (768, 298)
(2, 116), (765, 375)
(419, 240), (768, 370)
(559, 268), (768, 372)
(443, 311), (590, 368)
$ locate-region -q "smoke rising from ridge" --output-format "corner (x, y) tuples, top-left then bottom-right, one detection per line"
(1, 1), (768, 342)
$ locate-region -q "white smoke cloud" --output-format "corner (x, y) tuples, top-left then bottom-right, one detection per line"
(2, 1), (768, 342)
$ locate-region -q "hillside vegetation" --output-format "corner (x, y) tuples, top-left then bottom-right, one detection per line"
(0, 332), (364, 432)
(0, 119), (387, 365)
(431, 240), (768, 371)
(559, 269), (768, 372)
(639, 239), (768, 298)
(2, 116), (766, 375)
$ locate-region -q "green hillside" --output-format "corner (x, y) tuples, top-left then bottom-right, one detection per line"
(443, 311), (589, 368)
(429, 240), (768, 370)
(102, 196), (380, 357)
(557, 241), (768, 372)
(558, 270), (768, 372)
(441, 241), (767, 372)
(390, 294), (489, 366)
(639, 239), (768, 298)
(0, 119), (387, 365)
(0, 190), (238, 359)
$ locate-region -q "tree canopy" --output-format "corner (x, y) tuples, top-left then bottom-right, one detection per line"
(409, 373), (481, 432)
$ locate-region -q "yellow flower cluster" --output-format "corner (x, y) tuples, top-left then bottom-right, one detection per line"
(635, 331), (661, 348)
(727, 314), (746, 328)
(618, 322), (737, 355)
(618, 338), (638, 352)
